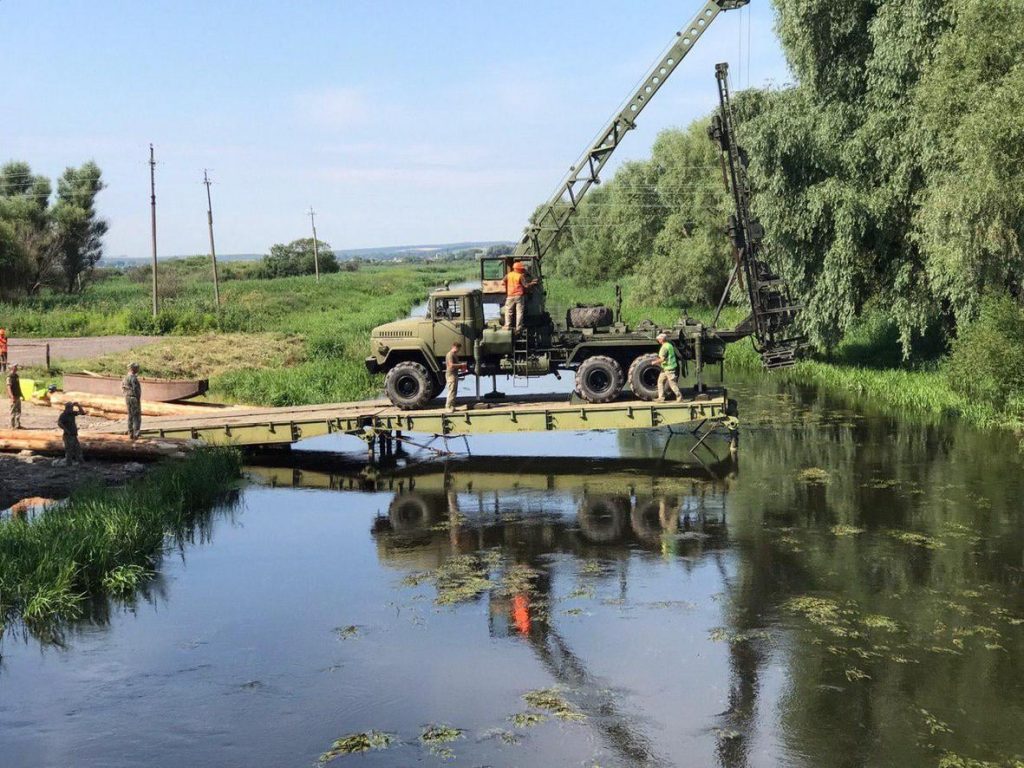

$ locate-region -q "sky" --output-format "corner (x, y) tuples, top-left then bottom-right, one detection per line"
(0, 1), (791, 258)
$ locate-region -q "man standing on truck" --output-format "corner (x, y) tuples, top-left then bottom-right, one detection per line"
(445, 341), (465, 412)
(7, 363), (22, 429)
(0, 327), (8, 372)
(654, 332), (683, 403)
(501, 261), (538, 333)
(122, 362), (142, 439)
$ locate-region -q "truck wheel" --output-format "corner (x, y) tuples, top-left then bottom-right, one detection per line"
(568, 305), (613, 329)
(384, 362), (434, 409)
(575, 355), (624, 403)
(627, 354), (662, 401)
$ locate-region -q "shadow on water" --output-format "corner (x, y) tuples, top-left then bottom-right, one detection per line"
(1, 374), (1024, 767)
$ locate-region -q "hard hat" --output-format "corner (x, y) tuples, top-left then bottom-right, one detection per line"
(513, 261), (526, 272)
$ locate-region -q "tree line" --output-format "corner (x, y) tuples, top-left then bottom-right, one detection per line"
(0, 161), (107, 300)
(544, 0), (1024, 359)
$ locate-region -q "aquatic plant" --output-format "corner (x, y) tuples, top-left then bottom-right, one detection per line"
(797, 467), (830, 484)
(830, 525), (865, 537)
(521, 687), (586, 722)
(509, 712), (547, 728)
(318, 730), (394, 762)
(0, 448), (240, 630)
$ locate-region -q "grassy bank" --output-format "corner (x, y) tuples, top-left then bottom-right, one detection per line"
(0, 448), (241, 631)
(7, 261), (474, 406)
(545, 276), (1022, 433)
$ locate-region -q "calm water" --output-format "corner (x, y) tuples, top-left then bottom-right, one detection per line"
(2, 377), (1023, 767)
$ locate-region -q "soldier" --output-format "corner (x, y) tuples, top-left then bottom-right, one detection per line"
(445, 341), (465, 412)
(122, 362), (142, 439)
(501, 261), (538, 334)
(6, 363), (22, 429)
(0, 327), (8, 372)
(654, 332), (683, 403)
(57, 402), (86, 464)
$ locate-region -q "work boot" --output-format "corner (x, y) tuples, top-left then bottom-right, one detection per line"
(654, 397), (666, 403)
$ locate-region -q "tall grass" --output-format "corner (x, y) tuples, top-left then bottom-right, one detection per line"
(0, 448), (241, 631)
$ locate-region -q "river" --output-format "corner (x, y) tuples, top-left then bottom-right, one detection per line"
(1, 374), (1023, 767)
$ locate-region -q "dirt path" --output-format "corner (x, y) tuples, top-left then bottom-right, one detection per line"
(7, 336), (158, 368)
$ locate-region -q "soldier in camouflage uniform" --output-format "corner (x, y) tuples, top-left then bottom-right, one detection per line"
(58, 401), (86, 464)
(122, 362), (142, 439)
(6, 363), (22, 429)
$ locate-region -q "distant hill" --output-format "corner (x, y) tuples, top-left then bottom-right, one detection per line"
(100, 241), (512, 269)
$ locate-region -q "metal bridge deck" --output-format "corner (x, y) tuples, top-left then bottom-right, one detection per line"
(121, 390), (736, 448)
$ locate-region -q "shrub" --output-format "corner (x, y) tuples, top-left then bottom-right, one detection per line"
(945, 293), (1024, 412)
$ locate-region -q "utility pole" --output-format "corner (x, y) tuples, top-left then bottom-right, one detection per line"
(149, 144), (158, 318)
(308, 207), (320, 281)
(203, 169), (221, 307)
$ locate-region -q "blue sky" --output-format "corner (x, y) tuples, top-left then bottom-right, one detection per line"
(1, 1), (791, 258)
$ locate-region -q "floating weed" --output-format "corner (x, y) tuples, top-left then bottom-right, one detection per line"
(566, 585), (596, 600)
(936, 752), (1024, 768)
(830, 524), (865, 537)
(510, 711), (547, 728)
(420, 724), (463, 746)
(334, 625), (360, 640)
(641, 600), (696, 611)
(844, 668), (871, 682)
(319, 730), (394, 762)
(433, 555), (491, 606)
(480, 728), (521, 745)
(522, 687), (586, 722)
(578, 560), (603, 576)
(400, 571), (431, 588)
(921, 708), (953, 735)
(862, 614), (900, 633)
(497, 564), (541, 597)
(889, 531), (945, 549)
(563, 607), (585, 616)
(709, 627), (772, 644)
(797, 467), (830, 484)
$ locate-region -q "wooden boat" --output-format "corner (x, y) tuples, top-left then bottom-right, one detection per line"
(62, 372), (209, 402)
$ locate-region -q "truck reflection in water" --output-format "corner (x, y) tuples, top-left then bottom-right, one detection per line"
(246, 452), (737, 768)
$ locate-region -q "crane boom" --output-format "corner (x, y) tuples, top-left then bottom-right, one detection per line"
(513, 0), (749, 262)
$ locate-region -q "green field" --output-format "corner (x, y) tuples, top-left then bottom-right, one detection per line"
(3, 260), (474, 406)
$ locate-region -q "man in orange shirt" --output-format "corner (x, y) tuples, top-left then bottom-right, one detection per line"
(0, 328), (8, 373)
(501, 262), (538, 333)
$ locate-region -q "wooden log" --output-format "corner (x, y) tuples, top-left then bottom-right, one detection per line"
(0, 429), (192, 459)
(49, 391), (240, 418)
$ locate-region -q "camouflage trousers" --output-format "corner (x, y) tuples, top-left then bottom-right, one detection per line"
(10, 397), (21, 429)
(445, 373), (459, 410)
(126, 396), (141, 438)
(63, 433), (84, 464)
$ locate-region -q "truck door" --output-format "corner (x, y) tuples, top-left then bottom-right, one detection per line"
(431, 296), (470, 355)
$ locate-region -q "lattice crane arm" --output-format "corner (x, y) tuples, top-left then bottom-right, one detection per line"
(512, 0), (749, 262)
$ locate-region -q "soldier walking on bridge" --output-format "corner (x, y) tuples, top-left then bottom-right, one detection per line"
(123, 362), (142, 439)
(58, 402), (86, 464)
(654, 332), (683, 403)
(501, 261), (538, 334)
(6, 363), (22, 429)
(445, 341), (465, 412)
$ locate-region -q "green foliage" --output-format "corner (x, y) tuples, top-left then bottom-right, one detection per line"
(0, 448), (241, 631)
(945, 293), (1024, 414)
(256, 238), (339, 278)
(0, 160), (107, 297)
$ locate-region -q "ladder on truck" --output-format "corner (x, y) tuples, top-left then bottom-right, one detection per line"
(512, 333), (530, 387)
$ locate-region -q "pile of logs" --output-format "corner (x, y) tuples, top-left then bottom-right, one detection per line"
(0, 429), (193, 459)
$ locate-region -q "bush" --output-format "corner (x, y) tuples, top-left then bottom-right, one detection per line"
(945, 293), (1024, 412)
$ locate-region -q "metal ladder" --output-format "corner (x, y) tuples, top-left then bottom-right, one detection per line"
(512, 333), (530, 387)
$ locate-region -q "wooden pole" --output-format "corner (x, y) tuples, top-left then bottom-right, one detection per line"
(308, 207), (320, 282)
(149, 144), (159, 318)
(203, 169), (221, 307)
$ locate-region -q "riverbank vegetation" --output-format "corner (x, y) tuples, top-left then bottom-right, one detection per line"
(0, 448), (240, 632)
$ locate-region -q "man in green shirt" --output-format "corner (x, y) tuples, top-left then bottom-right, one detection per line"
(654, 332), (683, 402)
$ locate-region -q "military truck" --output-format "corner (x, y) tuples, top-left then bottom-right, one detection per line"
(367, 5), (801, 409)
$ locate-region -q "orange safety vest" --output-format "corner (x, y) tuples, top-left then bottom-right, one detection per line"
(0, 334), (7, 353)
(504, 271), (527, 297)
